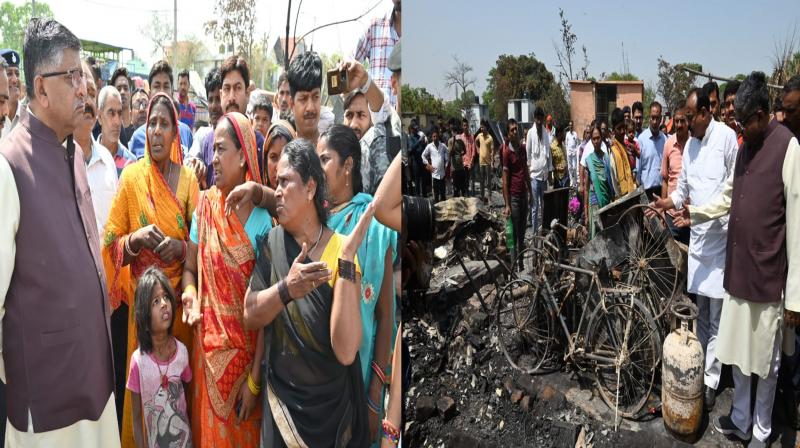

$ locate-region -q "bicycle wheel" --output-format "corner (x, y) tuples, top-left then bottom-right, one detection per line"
(496, 278), (558, 374)
(585, 295), (660, 418)
(514, 235), (561, 283)
(614, 204), (678, 321)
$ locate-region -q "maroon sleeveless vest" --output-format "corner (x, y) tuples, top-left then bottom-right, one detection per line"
(724, 120), (793, 303)
(0, 108), (114, 432)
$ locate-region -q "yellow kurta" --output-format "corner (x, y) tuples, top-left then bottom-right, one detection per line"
(689, 137), (800, 378)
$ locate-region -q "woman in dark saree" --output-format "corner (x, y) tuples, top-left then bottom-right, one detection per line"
(243, 138), (374, 447)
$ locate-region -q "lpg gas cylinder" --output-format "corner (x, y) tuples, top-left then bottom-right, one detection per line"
(662, 300), (704, 438)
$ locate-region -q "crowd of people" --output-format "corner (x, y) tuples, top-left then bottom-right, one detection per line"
(0, 2), (404, 446)
(404, 66), (799, 447)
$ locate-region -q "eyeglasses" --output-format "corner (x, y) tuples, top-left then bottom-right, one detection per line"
(133, 99), (148, 110)
(40, 67), (85, 89)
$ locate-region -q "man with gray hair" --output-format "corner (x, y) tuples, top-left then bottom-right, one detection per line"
(677, 71), (800, 448)
(0, 18), (118, 446)
(247, 88), (273, 138)
(97, 84), (135, 176)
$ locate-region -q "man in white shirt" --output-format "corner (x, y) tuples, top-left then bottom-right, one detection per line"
(422, 127), (448, 202)
(76, 65), (118, 244)
(565, 121), (579, 188)
(527, 107), (552, 232)
(652, 87), (738, 412)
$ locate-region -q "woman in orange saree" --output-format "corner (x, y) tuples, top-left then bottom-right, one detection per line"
(181, 112), (271, 447)
(101, 92), (199, 448)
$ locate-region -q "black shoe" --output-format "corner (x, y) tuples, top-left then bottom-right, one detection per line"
(713, 414), (750, 442)
(704, 385), (716, 411)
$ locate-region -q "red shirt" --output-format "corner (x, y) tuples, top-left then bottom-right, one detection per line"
(502, 142), (528, 197)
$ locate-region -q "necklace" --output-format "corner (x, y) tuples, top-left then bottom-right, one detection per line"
(166, 161), (173, 189)
(154, 339), (173, 389)
(330, 199), (352, 213)
(307, 225), (324, 255)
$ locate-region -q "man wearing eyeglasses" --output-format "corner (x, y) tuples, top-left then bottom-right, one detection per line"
(0, 18), (119, 446)
(670, 72), (800, 448)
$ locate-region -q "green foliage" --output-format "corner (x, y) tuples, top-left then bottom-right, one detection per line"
(657, 58), (701, 113)
(536, 84), (570, 126)
(485, 53), (557, 121)
(204, 0), (257, 60)
(643, 83), (656, 121)
(0, 1), (54, 53)
(605, 72), (639, 81)
(482, 89), (496, 120)
(402, 85), (444, 116)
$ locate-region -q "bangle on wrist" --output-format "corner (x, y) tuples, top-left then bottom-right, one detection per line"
(247, 372), (261, 395)
(278, 279), (293, 306)
(381, 419), (400, 446)
(371, 361), (389, 385)
(366, 395), (382, 415)
(184, 284), (197, 296)
(358, 71), (371, 95)
(125, 235), (141, 257)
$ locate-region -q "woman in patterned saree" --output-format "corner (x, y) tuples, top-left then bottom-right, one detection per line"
(181, 112), (271, 446)
(243, 138), (373, 447)
(317, 125), (397, 445)
(101, 92), (199, 448)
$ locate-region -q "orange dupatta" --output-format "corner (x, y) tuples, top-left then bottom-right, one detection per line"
(196, 112), (263, 419)
(103, 93), (199, 448)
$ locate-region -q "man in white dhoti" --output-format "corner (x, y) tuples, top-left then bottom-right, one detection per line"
(653, 86), (738, 411)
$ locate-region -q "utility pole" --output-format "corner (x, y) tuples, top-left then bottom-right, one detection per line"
(284, 0), (291, 70)
(173, 0), (178, 70)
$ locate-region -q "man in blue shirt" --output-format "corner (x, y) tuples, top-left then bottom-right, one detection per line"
(128, 60), (193, 158)
(636, 101), (666, 199)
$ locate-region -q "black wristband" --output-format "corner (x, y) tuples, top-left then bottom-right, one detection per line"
(278, 279), (292, 306)
(338, 258), (357, 282)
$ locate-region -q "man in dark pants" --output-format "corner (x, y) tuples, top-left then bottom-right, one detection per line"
(422, 127), (448, 202)
(502, 118), (532, 271)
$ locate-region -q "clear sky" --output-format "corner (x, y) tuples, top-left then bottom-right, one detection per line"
(405, 0), (800, 102)
(40, 0), (392, 66)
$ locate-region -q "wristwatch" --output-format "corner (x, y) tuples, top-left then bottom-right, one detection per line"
(338, 258), (357, 282)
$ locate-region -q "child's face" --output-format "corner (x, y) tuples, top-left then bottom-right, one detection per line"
(149, 283), (173, 334)
(627, 128), (635, 141)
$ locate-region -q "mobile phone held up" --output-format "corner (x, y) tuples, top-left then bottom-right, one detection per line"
(327, 68), (349, 96)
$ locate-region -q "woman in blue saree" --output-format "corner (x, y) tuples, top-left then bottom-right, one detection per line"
(317, 125), (397, 444)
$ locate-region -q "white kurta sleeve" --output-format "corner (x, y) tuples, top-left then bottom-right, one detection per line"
(688, 170), (733, 225)
(783, 137), (800, 312)
(0, 154), (20, 383)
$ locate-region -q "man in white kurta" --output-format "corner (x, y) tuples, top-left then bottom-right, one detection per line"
(680, 73), (800, 447)
(655, 90), (738, 410)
